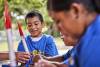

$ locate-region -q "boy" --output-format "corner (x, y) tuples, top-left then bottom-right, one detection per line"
(17, 10), (58, 67)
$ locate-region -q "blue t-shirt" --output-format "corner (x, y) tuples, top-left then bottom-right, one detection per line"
(63, 15), (100, 67)
(17, 34), (58, 67)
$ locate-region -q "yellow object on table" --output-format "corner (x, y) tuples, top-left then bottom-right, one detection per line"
(32, 50), (41, 63)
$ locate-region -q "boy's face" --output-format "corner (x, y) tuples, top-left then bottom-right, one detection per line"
(26, 16), (43, 37)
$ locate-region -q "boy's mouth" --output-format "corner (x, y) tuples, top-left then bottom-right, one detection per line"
(30, 29), (38, 32)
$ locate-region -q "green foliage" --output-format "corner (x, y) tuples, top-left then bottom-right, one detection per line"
(0, 17), (4, 30)
(0, 0), (52, 30)
(44, 30), (60, 37)
(0, 0), (59, 37)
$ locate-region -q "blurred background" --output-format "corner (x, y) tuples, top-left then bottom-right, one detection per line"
(0, 0), (72, 56)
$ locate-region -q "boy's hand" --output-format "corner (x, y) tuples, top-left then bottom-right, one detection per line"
(15, 52), (30, 63)
(33, 54), (42, 63)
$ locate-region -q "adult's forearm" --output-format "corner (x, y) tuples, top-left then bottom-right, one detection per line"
(51, 62), (68, 67)
(43, 55), (64, 62)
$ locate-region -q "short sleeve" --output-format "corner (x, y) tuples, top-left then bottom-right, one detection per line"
(44, 35), (58, 56)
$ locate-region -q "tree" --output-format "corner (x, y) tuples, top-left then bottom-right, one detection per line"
(0, 0), (59, 37)
(0, 0), (48, 29)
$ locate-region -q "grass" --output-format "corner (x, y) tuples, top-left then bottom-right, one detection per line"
(0, 41), (19, 52)
(0, 37), (72, 52)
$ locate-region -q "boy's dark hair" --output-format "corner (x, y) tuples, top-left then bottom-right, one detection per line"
(25, 10), (44, 24)
(47, 0), (100, 13)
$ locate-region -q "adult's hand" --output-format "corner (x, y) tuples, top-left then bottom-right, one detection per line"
(34, 59), (68, 67)
(34, 59), (57, 67)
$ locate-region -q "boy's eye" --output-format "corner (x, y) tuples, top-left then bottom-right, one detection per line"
(27, 24), (32, 27)
(35, 23), (38, 25)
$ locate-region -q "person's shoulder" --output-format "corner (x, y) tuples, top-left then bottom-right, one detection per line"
(25, 35), (30, 38)
(24, 35), (31, 40)
(43, 34), (54, 38)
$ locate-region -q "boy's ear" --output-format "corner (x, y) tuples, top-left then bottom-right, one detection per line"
(42, 22), (45, 28)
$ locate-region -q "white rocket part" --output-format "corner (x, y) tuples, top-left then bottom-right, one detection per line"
(6, 29), (16, 67)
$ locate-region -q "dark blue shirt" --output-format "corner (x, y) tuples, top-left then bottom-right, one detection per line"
(63, 15), (100, 67)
